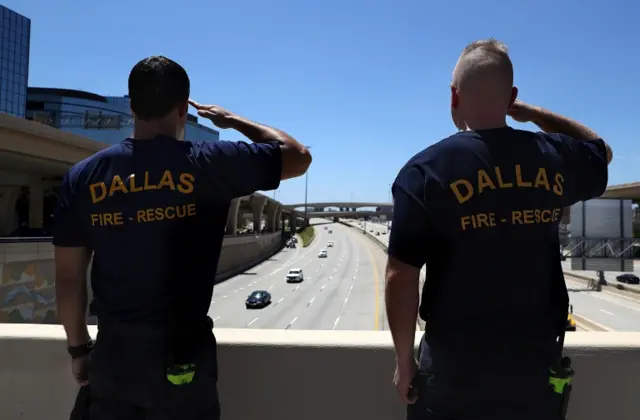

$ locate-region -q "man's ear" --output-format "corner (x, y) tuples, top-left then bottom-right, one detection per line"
(450, 85), (459, 109)
(508, 86), (518, 108)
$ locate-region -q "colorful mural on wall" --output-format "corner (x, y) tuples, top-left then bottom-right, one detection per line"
(0, 248), (57, 323)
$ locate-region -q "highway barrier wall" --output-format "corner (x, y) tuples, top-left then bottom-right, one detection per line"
(0, 233), (283, 324)
(339, 220), (387, 252)
(0, 325), (638, 420)
(564, 270), (640, 295)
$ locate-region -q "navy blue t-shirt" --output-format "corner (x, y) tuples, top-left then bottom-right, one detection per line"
(389, 128), (608, 382)
(53, 136), (282, 324)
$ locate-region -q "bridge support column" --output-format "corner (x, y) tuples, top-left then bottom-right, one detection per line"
(275, 207), (282, 231)
(29, 180), (44, 229)
(266, 202), (279, 232)
(289, 213), (297, 232)
(252, 196), (267, 233)
(226, 198), (241, 235)
(0, 186), (20, 235)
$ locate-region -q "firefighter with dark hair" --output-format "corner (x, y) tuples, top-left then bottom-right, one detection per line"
(55, 56), (311, 419)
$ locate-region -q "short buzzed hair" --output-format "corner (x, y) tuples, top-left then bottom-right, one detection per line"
(453, 38), (513, 92)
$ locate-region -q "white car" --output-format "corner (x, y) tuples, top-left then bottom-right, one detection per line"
(327, 241), (334, 247)
(286, 268), (304, 283)
(318, 249), (328, 258)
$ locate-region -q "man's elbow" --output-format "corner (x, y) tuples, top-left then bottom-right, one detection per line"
(281, 147), (312, 180)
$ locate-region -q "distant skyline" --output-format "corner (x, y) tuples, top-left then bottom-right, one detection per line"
(8, 0), (638, 205)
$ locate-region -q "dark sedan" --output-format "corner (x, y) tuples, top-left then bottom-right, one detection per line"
(245, 291), (272, 309)
(616, 273), (640, 285)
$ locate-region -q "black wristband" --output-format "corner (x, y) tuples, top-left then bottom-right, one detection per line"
(67, 340), (93, 359)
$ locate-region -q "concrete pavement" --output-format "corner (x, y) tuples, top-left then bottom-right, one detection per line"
(209, 220), (388, 330)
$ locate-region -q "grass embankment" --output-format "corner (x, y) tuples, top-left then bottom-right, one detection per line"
(299, 226), (315, 247)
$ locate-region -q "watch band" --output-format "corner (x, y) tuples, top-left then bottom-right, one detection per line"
(67, 340), (93, 359)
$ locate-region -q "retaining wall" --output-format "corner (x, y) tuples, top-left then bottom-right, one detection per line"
(0, 233), (283, 324)
(0, 326), (638, 420)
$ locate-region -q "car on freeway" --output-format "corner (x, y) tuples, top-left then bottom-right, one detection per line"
(616, 273), (640, 285)
(566, 305), (576, 331)
(327, 241), (334, 247)
(245, 290), (272, 309)
(318, 249), (328, 258)
(286, 268), (304, 283)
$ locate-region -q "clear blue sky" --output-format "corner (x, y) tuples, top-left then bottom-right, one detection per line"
(10, 0), (638, 205)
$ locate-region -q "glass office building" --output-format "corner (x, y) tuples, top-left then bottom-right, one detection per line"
(26, 88), (219, 144)
(0, 6), (30, 117)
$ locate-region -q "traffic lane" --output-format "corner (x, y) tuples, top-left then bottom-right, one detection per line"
(329, 222), (387, 331)
(562, 261), (640, 293)
(289, 227), (360, 330)
(211, 239), (301, 300)
(243, 226), (344, 329)
(210, 225), (332, 328)
(567, 278), (640, 331)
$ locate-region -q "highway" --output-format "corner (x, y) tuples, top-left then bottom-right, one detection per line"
(211, 215), (640, 332)
(346, 218), (640, 332)
(208, 220), (387, 330)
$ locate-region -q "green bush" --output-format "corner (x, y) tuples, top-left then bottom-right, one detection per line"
(299, 226), (315, 247)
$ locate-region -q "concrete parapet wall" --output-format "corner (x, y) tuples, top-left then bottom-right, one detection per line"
(0, 326), (638, 420)
(216, 232), (283, 280)
(0, 233), (283, 323)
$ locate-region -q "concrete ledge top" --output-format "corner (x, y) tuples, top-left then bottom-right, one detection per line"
(2, 324), (640, 348)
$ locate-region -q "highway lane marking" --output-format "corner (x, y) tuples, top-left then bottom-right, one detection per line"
(331, 253), (360, 330)
(567, 279), (640, 314)
(354, 232), (382, 330)
(285, 316), (298, 329)
(573, 313), (615, 332)
(247, 317), (259, 327)
(333, 316), (341, 329)
(213, 316), (221, 322)
(307, 297), (315, 307)
(600, 309), (614, 316)
(217, 230), (326, 299)
(268, 285), (274, 290)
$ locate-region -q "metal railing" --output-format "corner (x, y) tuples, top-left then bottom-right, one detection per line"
(28, 111), (132, 129)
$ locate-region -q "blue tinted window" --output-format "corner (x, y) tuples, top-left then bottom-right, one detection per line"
(0, 6), (29, 116)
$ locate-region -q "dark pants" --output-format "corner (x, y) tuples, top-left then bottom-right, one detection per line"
(88, 320), (220, 420)
(407, 335), (560, 420)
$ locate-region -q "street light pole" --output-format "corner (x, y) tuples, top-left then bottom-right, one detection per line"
(303, 146), (311, 226)
(304, 171), (309, 225)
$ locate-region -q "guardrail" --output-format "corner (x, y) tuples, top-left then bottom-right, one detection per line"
(0, 325), (638, 420)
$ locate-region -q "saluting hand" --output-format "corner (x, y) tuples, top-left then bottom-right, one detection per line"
(188, 99), (236, 129)
(507, 100), (541, 123)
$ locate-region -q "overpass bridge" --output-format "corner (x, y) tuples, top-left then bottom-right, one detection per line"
(285, 201), (393, 219)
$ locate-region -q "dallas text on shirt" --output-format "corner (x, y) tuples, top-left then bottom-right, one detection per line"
(88, 170), (197, 227)
(450, 165), (564, 232)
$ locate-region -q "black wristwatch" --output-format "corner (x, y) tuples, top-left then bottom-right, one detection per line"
(67, 340), (93, 359)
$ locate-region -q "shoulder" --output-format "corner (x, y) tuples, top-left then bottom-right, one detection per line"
(396, 133), (474, 185)
(66, 143), (129, 186)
